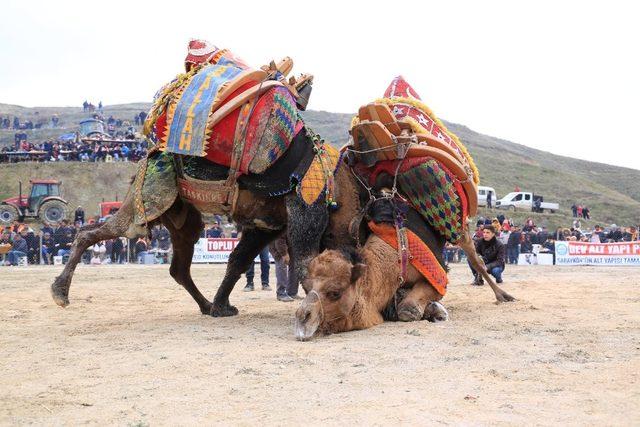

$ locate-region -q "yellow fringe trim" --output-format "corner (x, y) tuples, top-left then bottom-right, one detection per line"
(350, 115), (360, 130)
(349, 100), (479, 184)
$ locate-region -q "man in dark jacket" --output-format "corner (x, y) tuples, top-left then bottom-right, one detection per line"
(506, 226), (521, 264)
(74, 206), (85, 225)
(6, 232), (28, 265)
(470, 225), (506, 285)
(55, 229), (75, 259)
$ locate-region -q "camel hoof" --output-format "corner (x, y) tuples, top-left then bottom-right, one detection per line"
(397, 304), (423, 322)
(199, 304), (213, 315)
(210, 303), (239, 317)
(52, 294), (70, 307)
(496, 291), (516, 303)
(51, 280), (70, 307)
(425, 301), (449, 322)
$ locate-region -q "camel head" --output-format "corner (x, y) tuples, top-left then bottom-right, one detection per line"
(294, 249), (367, 341)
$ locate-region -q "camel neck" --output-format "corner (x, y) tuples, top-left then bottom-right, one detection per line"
(349, 237), (401, 329)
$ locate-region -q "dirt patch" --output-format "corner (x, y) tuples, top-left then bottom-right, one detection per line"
(1, 264), (638, 425)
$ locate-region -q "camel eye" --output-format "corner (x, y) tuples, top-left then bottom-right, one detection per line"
(326, 290), (342, 301)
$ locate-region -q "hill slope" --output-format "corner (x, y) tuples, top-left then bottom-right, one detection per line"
(1, 103), (638, 226)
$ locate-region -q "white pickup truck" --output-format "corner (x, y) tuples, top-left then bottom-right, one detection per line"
(495, 192), (559, 213)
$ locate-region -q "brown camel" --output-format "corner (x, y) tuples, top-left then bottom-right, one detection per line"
(294, 234), (450, 340)
(294, 212), (514, 340)
(51, 129), (363, 317)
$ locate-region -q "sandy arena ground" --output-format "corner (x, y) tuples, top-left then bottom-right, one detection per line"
(0, 263), (638, 425)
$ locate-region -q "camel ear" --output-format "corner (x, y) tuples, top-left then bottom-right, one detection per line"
(350, 263), (367, 284)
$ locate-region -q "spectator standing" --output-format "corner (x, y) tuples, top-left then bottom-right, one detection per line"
(520, 233), (533, 254)
(205, 223), (224, 238)
(486, 190), (493, 209)
(153, 225), (171, 250)
(111, 237), (125, 264)
(135, 238), (148, 263)
(537, 227), (549, 245)
(23, 228), (39, 264)
(506, 226), (521, 264)
(74, 206), (85, 225)
(269, 236), (291, 301)
(572, 218), (582, 231)
(244, 246), (271, 292)
(523, 218), (535, 232)
(268, 236), (300, 302)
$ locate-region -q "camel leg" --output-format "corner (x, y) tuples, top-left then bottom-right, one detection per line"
(397, 281), (443, 322)
(162, 203), (211, 315)
(210, 227), (283, 317)
(458, 230), (515, 303)
(51, 207), (142, 307)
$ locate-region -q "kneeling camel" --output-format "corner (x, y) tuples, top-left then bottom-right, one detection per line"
(295, 220), (513, 340)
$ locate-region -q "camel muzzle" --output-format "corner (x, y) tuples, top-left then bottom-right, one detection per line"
(294, 293), (321, 341)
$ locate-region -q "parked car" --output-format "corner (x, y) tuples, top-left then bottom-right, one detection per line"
(477, 186), (497, 207)
(495, 192), (559, 213)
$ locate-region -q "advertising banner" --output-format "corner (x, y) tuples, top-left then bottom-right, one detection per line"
(555, 241), (640, 266)
(192, 238), (274, 263)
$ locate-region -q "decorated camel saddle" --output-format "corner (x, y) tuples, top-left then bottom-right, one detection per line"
(348, 77), (481, 296)
(349, 76), (479, 241)
(131, 40), (337, 224)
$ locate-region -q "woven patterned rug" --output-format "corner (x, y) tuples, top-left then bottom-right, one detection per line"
(133, 150), (178, 225)
(368, 220), (448, 296)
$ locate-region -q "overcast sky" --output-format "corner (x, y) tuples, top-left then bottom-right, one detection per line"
(1, 0), (638, 170)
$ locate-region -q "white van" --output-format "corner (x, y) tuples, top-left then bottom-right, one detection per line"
(495, 192), (559, 213)
(477, 186), (497, 207)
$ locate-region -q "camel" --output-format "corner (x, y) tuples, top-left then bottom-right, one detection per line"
(50, 128), (363, 317)
(294, 233), (450, 340)
(294, 203), (514, 340)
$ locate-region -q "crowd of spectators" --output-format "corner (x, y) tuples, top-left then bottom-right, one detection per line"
(0, 220), (174, 266)
(1, 114), (61, 131)
(1, 211), (637, 267)
(443, 214), (639, 266)
(0, 109), (150, 163)
(1, 138), (148, 163)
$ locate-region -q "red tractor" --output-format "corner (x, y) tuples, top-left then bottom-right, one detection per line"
(0, 180), (69, 225)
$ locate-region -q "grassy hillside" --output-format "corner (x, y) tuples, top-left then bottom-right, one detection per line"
(1, 103), (638, 226)
(0, 163), (137, 218)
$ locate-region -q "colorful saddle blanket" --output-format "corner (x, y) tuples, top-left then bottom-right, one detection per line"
(145, 44), (303, 175)
(358, 156), (467, 242)
(368, 220), (448, 296)
(349, 77), (480, 242)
